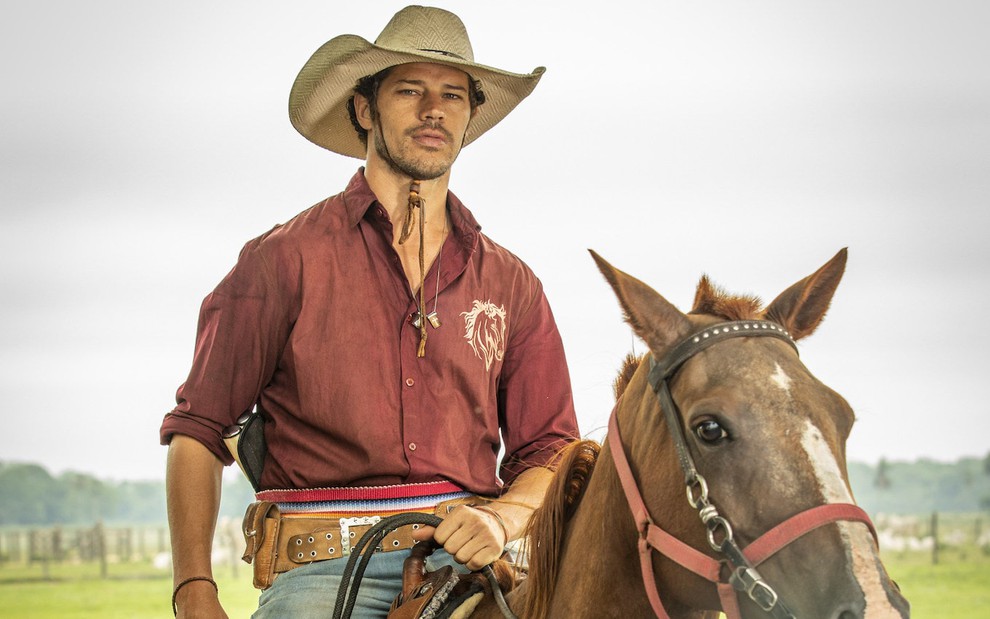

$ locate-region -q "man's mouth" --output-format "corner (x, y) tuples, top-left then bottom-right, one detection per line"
(409, 125), (452, 149)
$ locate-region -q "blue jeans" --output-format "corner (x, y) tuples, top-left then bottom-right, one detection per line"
(252, 548), (465, 618)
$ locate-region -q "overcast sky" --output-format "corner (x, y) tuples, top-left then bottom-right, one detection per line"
(1, 0), (988, 481)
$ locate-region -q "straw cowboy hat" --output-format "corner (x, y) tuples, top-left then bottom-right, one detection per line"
(289, 5), (545, 159)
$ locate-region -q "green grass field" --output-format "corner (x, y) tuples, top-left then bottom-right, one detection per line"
(0, 548), (987, 617)
(883, 547), (990, 619)
(0, 562), (258, 619)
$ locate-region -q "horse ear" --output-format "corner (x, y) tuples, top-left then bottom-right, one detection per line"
(764, 248), (848, 341)
(589, 250), (693, 353)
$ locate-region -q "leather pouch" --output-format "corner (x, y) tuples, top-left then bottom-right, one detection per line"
(241, 501), (281, 589)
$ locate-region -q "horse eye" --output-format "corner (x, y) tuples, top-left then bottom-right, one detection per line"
(695, 420), (728, 444)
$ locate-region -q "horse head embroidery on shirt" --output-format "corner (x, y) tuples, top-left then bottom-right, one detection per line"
(461, 300), (507, 371)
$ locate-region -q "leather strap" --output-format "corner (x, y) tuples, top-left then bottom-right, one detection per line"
(610, 406), (714, 619)
(742, 503), (876, 567)
(276, 519), (419, 571)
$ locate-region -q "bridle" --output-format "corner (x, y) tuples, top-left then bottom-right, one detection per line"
(608, 320), (878, 619)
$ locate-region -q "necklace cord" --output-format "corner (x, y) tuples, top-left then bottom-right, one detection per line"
(401, 180), (437, 357)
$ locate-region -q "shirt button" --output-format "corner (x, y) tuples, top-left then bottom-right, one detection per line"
(405, 378), (415, 387)
(408, 442), (417, 451)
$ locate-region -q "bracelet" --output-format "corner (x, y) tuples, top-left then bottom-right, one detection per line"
(473, 505), (510, 546)
(172, 575), (218, 616)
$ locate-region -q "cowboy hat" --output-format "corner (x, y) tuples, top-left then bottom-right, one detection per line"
(288, 5), (545, 158)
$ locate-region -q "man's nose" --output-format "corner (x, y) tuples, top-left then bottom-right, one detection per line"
(419, 93), (445, 121)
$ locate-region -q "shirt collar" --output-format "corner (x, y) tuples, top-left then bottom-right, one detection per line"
(341, 168), (379, 227)
(341, 167), (481, 253)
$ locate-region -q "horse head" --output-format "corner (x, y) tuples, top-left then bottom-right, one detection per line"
(590, 248), (909, 619)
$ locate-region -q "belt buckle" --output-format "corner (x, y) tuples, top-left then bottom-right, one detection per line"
(339, 516), (381, 557)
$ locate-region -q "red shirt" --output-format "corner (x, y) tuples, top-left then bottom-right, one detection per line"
(160, 170), (578, 494)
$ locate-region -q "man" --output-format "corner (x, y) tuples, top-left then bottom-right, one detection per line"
(160, 6), (578, 618)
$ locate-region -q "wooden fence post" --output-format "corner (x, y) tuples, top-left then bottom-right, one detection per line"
(8, 531), (23, 563)
(52, 527), (63, 563)
(118, 527), (132, 563)
(95, 522), (108, 579)
(28, 529), (51, 579)
(930, 511), (939, 565)
(222, 521), (239, 579)
(81, 526), (93, 562)
(28, 530), (37, 564)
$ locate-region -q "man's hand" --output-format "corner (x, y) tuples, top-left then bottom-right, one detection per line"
(412, 505), (507, 571)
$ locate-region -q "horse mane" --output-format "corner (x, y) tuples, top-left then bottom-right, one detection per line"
(521, 439), (601, 619)
(690, 275), (764, 320)
(613, 353), (642, 399)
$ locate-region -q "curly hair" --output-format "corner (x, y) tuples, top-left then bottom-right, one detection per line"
(345, 66), (487, 147)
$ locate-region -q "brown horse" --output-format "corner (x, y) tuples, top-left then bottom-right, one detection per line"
(470, 248), (909, 618)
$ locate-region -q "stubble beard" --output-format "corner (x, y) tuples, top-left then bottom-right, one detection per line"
(373, 123), (462, 181)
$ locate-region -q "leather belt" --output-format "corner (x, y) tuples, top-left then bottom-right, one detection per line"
(276, 515), (420, 570)
(242, 495), (483, 589)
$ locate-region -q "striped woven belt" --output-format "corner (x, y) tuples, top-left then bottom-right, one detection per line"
(256, 480), (473, 517)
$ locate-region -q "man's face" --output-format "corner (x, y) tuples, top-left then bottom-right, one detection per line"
(359, 62), (476, 180)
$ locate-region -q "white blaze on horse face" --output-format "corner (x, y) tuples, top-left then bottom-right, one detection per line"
(769, 362), (792, 393)
(800, 420), (902, 618)
(800, 421), (852, 503)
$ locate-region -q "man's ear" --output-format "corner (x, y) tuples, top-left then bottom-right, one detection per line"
(352, 94), (373, 131)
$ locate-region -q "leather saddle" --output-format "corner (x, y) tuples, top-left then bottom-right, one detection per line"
(387, 542), (521, 619)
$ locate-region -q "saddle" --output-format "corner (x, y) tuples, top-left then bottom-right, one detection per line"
(387, 542), (522, 619)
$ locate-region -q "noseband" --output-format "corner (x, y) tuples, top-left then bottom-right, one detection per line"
(608, 320), (877, 619)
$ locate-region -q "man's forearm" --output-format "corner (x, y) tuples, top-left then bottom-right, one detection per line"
(489, 466), (554, 542)
(166, 435), (225, 610)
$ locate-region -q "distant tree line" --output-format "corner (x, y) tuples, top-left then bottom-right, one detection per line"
(847, 453), (990, 514)
(0, 462), (254, 526)
(2, 453), (989, 526)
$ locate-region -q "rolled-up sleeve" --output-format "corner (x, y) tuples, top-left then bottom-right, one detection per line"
(159, 228), (297, 464)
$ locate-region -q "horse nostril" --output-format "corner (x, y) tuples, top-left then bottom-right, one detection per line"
(836, 611), (859, 619)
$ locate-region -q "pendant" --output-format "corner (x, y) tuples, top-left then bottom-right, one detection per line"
(426, 311), (441, 329)
(410, 311), (441, 329)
